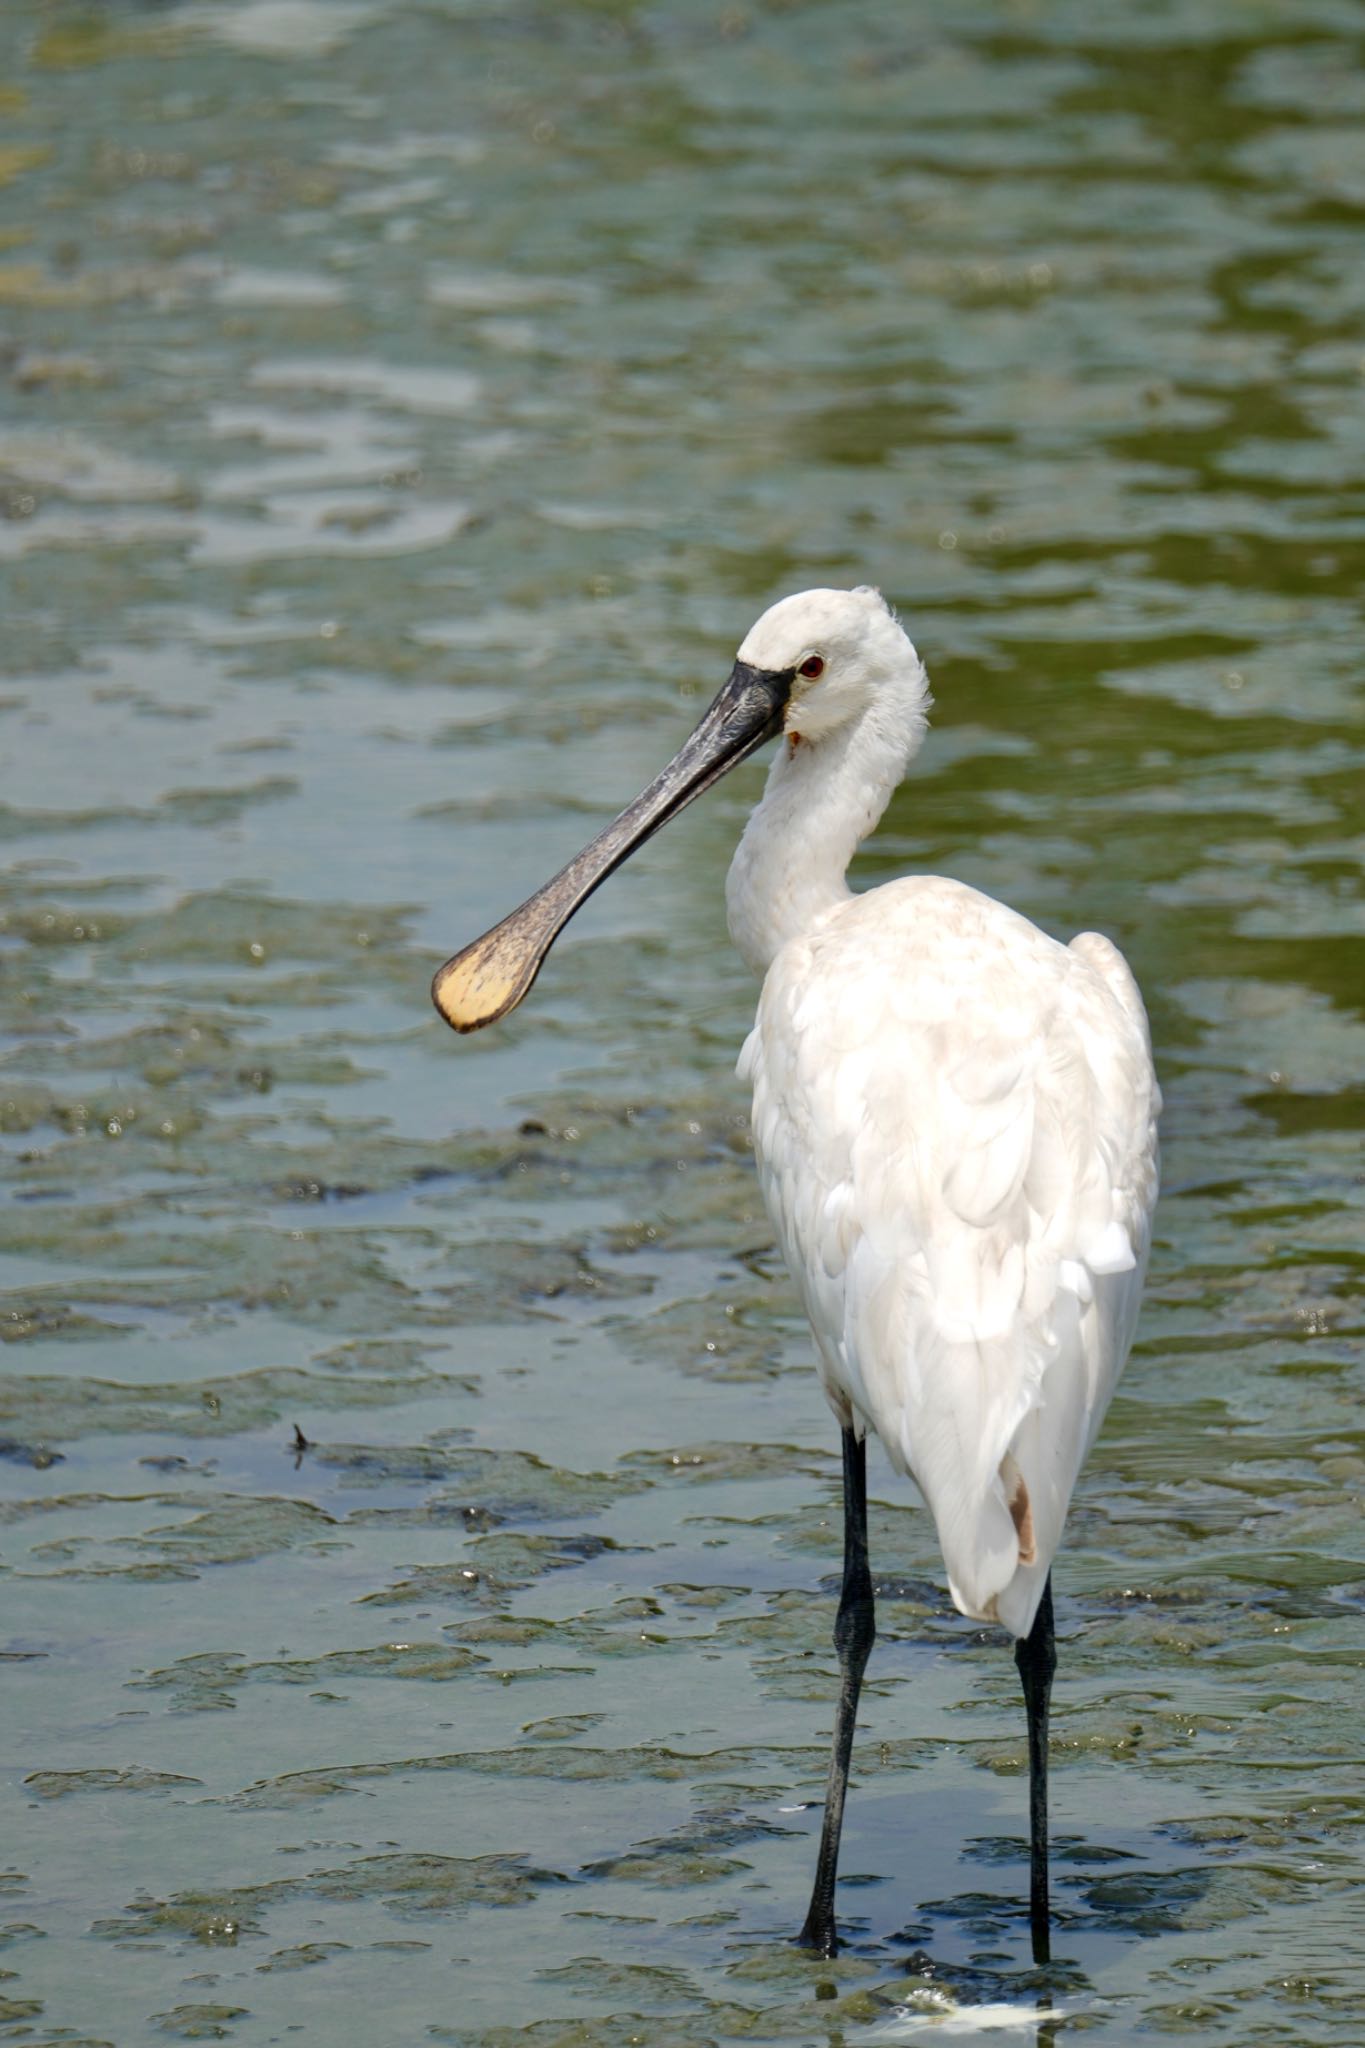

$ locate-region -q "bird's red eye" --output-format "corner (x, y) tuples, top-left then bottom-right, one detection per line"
(799, 655), (825, 679)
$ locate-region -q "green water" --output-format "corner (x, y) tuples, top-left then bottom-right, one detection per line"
(1, 2), (1362, 2041)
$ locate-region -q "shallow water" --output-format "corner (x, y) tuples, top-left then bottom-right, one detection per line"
(1, 1), (1363, 2042)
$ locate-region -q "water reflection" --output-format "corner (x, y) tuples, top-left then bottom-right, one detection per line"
(862, 1998), (1067, 2041)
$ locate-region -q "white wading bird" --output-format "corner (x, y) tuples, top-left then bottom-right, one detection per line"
(432, 587), (1160, 1963)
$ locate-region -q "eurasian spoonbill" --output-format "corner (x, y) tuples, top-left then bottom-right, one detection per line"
(432, 586), (1160, 1962)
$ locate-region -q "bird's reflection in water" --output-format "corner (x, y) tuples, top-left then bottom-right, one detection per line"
(859, 1992), (1070, 2040)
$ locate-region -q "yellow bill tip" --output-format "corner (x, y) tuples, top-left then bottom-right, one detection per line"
(430, 907), (553, 1034)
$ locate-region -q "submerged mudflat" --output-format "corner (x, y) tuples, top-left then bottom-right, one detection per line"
(1, 3), (1362, 2042)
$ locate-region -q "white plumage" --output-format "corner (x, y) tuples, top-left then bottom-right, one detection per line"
(434, 580), (1161, 1956)
(724, 587), (1160, 1640)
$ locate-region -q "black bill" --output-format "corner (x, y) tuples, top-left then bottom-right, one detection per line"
(432, 658), (792, 1033)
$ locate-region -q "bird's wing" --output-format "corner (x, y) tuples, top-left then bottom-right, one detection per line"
(741, 878), (1159, 1637)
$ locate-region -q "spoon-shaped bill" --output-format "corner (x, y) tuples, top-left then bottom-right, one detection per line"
(431, 658), (792, 1033)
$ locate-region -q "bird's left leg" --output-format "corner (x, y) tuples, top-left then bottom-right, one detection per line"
(1014, 1573), (1056, 1966)
(798, 1424), (875, 1958)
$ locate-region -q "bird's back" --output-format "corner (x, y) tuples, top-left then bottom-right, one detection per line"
(740, 875), (1160, 1638)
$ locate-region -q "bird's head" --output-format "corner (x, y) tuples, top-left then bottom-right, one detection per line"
(738, 585), (927, 747)
(431, 585), (926, 1033)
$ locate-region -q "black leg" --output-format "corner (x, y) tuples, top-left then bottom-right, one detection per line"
(1014, 1573), (1056, 1966)
(798, 1426), (875, 1957)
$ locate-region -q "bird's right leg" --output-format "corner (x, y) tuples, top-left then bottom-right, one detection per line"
(798, 1424), (876, 1958)
(1015, 1573), (1056, 1966)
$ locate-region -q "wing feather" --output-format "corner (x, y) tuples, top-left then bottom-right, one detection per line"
(744, 877), (1159, 1637)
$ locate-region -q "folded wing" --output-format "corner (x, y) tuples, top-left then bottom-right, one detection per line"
(742, 878), (1160, 1639)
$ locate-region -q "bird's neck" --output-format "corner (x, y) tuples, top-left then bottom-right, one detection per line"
(725, 706), (914, 976)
